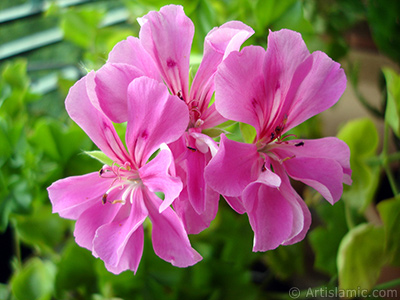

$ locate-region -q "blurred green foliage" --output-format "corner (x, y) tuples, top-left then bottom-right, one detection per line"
(1, 0), (400, 299)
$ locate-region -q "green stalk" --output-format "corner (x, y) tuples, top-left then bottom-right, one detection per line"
(13, 226), (22, 270)
(382, 122), (399, 197)
(372, 277), (400, 291)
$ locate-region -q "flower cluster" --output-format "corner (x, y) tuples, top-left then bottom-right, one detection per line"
(48, 5), (351, 274)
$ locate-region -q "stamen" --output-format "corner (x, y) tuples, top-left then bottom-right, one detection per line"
(105, 181), (126, 195)
(111, 199), (125, 204)
(102, 193), (108, 205)
(261, 163), (267, 172)
(282, 155), (296, 162)
(194, 119), (204, 127)
(177, 90), (184, 101)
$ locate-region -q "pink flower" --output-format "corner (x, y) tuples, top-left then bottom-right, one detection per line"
(47, 75), (201, 274)
(94, 5), (254, 233)
(205, 29), (352, 251)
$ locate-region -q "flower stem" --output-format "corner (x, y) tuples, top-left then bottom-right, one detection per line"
(372, 277), (400, 291)
(382, 122), (399, 197)
(13, 226), (22, 270)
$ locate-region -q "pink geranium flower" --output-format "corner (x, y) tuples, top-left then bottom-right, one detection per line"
(205, 29), (352, 251)
(47, 75), (201, 274)
(93, 5), (254, 233)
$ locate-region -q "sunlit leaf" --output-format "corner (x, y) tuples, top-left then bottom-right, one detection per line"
(84, 150), (114, 166)
(30, 119), (60, 161)
(254, 0), (297, 30)
(239, 123), (256, 144)
(61, 9), (105, 49)
(383, 67), (400, 137)
(11, 258), (56, 300)
(377, 197), (400, 266)
(337, 118), (380, 211)
(337, 223), (386, 292)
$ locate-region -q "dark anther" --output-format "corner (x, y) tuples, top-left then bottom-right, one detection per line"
(102, 193), (108, 205)
(177, 91), (184, 101)
(295, 142), (304, 147)
(99, 168), (104, 176)
(261, 164), (266, 172)
(187, 146), (197, 152)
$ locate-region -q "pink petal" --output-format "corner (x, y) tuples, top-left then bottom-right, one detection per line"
(223, 196), (246, 214)
(138, 5), (193, 99)
(102, 227), (144, 274)
(260, 29), (346, 134)
(189, 131), (219, 157)
(271, 138), (350, 203)
(200, 104), (228, 129)
(125, 77), (189, 166)
(144, 192), (202, 267)
(205, 134), (263, 197)
(47, 172), (113, 220)
(215, 46), (267, 135)
(107, 36), (162, 81)
(281, 157), (343, 205)
(65, 71), (129, 164)
(282, 195), (311, 246)
(73, 199), (122, 251)
(169, 132), (219, 233)
(94, 63), (146, 123)
(272, 162), (311, 245)
(139, 145), (183, 213)
(185, 147), (207, 214)
(260, 29), (311, 133)
(242, 182), (294, 251)
(190, 21), (254, 126)
(93, 190), (148, 274)
(285, 51), (346, 131)
(173, 185), (219, 234)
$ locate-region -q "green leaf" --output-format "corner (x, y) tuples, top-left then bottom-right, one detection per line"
(377, 197), (400, 266)
(84, 150), (114, 166)
(11, 258), (56, 300)
(55, 241), (98, 299)
(337, 118), (380, 211)
(367, 0), (400, 64)
(30, 119), (60, 161)
(30, 118), (91, 164)
(14, 205), (69, 254)
(61, 9), (104, 49)
(308, 200), (348, 276)
(337, 223), (386, 292)
(202, 127), (227, 139)
(383, 68), (400, 137)
(239, 123), (256, 144)
(265, 243), (304, 280)
(254, 0), (297, 30)
(0, 59), (34, 117)
(271, 1), (314, 38)
(0, 283), (10, 300)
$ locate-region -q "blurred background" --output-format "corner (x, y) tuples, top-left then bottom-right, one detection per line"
(0, 0), (399, 299)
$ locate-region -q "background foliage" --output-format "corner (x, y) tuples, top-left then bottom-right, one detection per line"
(1, 0), (399, 299)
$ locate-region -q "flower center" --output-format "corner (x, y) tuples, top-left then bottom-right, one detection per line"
(99, 162), (142, 205)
